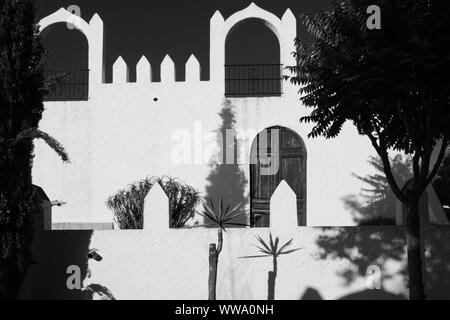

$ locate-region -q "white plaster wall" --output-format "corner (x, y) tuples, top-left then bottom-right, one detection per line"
(84, 226), (407, 300)
(33, 4), (378, 226)
(33, 79), (377, 225)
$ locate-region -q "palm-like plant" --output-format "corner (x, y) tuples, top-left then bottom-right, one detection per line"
(241, 234), (301, 300)
(196, 198), (248, 300)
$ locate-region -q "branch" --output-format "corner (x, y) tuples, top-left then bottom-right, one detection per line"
(15, 129), (70, 163)
(397, 96), (420, 153)
(367, 133), (408, 204)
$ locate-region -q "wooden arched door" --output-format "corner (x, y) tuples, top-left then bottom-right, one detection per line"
(250, 126), (306, 227)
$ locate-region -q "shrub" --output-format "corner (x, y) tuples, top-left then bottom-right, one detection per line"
(106, 176), (201, 229)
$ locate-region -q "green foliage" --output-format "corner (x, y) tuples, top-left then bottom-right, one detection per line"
(0, 0), (68, 299)
(106, 176), (201, 229)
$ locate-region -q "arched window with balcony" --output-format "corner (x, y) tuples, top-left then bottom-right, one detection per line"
(40, 22), (89, 101)
(225, 18), (282, 97)
(250, 126), (307, 227)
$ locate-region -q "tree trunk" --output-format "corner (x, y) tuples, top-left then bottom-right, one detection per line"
(208, 243), (218, 300)
(267, 255), (277, 300)
(267, 271), (275, 300)
(405, 203), (426, 300)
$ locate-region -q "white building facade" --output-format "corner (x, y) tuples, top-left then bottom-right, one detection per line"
(34, 3), (386, 228)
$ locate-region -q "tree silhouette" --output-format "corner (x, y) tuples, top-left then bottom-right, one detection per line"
(287, 0), (450, 299)
(0, 0), (69, 299)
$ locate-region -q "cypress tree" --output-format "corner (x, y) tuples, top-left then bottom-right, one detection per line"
(0, 0), (68, 299)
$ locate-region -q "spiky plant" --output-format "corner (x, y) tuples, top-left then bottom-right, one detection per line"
(241, 234), (301, 300)
(196, 198), (248, 300)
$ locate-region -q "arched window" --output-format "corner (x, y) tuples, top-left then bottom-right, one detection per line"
(41, 23), (89, 101)
(225, 18), (281, 97)
(250, 127), (306, 227)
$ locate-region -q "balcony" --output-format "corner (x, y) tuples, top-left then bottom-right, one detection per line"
(44, 69), (89, 101)
(225, 64), (282, 97)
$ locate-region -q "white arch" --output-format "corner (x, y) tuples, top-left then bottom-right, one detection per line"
(223, 3), (283, 46)
(210, 3), (296, 90)
(38, 8), (105, 89)
(39, 7), (90, 36)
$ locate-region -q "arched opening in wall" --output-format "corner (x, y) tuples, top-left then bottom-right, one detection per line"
(41, 23), (89, 101)
(250, 126), (306, 227)
(225, 18), (281, 97)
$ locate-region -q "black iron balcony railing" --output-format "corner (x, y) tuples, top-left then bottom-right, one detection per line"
(44, 69), (89, 101)
(225, 64), (282, 97)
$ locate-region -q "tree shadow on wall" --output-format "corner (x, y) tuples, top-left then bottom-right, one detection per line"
(19, 186), (93, 300)
(342, 155), (413, 226)
(315, 155), (412, 294)
(424, 226), (450, 299)
(316, 154), (450, 298)
(205, 99), (248, 225)
(315, 226), (407, 288)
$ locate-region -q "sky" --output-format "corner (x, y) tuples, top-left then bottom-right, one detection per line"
(36, 0), (331, 82)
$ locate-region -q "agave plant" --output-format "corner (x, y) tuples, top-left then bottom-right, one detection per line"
(242, 234), (301, 300)
(196, 198), (248, 300)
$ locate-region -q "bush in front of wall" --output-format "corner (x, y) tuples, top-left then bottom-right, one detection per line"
(106, 176), (201, 229)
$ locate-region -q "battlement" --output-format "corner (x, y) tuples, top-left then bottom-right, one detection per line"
(110, 54), (201, 84)
(38, 3), (297, 99)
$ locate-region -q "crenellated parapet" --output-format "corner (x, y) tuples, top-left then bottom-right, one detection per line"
(38, 3), (296, 92)
(111, 54), (201, 84)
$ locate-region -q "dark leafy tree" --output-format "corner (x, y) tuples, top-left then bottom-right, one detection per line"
(287, 0), (450, 299)
(0, 0), (68, 299)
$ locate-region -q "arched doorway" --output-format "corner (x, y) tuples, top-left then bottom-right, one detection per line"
(40, 23), (89, 101)
(250, 126), (307, 227)
(225, 18), (281, 97)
